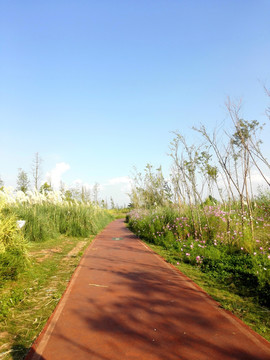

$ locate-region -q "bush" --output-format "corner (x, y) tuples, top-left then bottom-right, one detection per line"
(0, 205), (28, 281)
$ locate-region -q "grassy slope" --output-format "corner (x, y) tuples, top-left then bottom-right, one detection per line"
(144, 241), (270, 342)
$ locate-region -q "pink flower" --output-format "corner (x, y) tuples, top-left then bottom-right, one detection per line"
(253, 252), (257, 256)
(241, 247), (243, 250)
(177, 262), (180, 265)
(186, 253), (190, 256)
(268, 255), (270, 260)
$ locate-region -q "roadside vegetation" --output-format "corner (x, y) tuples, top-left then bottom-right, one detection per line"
(0, 189), (113, 359)
(127, 96), (270, 339)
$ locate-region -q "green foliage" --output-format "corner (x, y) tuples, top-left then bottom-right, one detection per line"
(40, 182), (53, 195)
(203, 195), (218, 206)
(0, 202), (28, 281)
(256, 188), (270, 218)
(231, 119), (261, 150)
(144, 241), (270, 341)
(130, 164), (172, 209)
(9, 203), (113, 242)
(16, 169), (30, 193)
(0, 193), (113, 287)
(127, 205), (270, 307)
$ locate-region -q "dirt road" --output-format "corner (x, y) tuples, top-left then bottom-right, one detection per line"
(26, 219), (270, 360)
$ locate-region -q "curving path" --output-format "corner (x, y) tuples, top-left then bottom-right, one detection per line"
(26, 219), (270, 360)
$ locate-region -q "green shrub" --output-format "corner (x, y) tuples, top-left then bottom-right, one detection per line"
(0, 205), (28, 281)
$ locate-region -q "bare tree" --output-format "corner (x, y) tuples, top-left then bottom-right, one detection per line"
(169, 133), (206, 235)
(264, 85), (270, 121)
(32, 152), (43, 191)
(81, 186), (91, 202)
(92, 183), (100, 204)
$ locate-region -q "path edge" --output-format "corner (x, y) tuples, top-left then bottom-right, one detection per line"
(137, 236), (270, 351)
(24, 222), (113, 360)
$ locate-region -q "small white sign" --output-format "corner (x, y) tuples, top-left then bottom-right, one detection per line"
(17, 220), (26, 229)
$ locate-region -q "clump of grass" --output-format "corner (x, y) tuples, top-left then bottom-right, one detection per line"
(0, 200), (28, 282)
(5, 202), (113, 242)
(108, 208), (130, 219)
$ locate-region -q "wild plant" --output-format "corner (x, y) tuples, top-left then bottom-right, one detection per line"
(0, 198), (28, 281)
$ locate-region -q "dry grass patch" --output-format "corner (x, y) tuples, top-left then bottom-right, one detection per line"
(30, 247), (63, 263)
(65, 241), (87, 258)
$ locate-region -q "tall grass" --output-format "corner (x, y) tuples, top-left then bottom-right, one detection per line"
(0, 188), (113, 282)
(0, 199), (28, 281)
(8, 202), (113, 242)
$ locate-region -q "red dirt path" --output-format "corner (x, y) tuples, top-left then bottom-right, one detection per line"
(26, 219), (270, 360)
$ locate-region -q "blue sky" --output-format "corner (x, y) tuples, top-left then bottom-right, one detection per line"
(1, 0), (270, 205)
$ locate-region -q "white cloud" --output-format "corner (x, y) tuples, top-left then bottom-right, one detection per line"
(107, 176), (131, 185)
(101, 176), (132, 207)
(250, 169), (270, 186)
(46, 162), (70, 189)
(71, 179), (102, 191)
(73, 178), (83, 185)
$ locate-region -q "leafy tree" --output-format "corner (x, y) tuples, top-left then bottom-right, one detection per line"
(64, 189), (73, 201)
(129, 164), (172, 209)
(110, 197), (115, 209)
(40, 182), (53, 195)
(16, 169), (30, 193)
